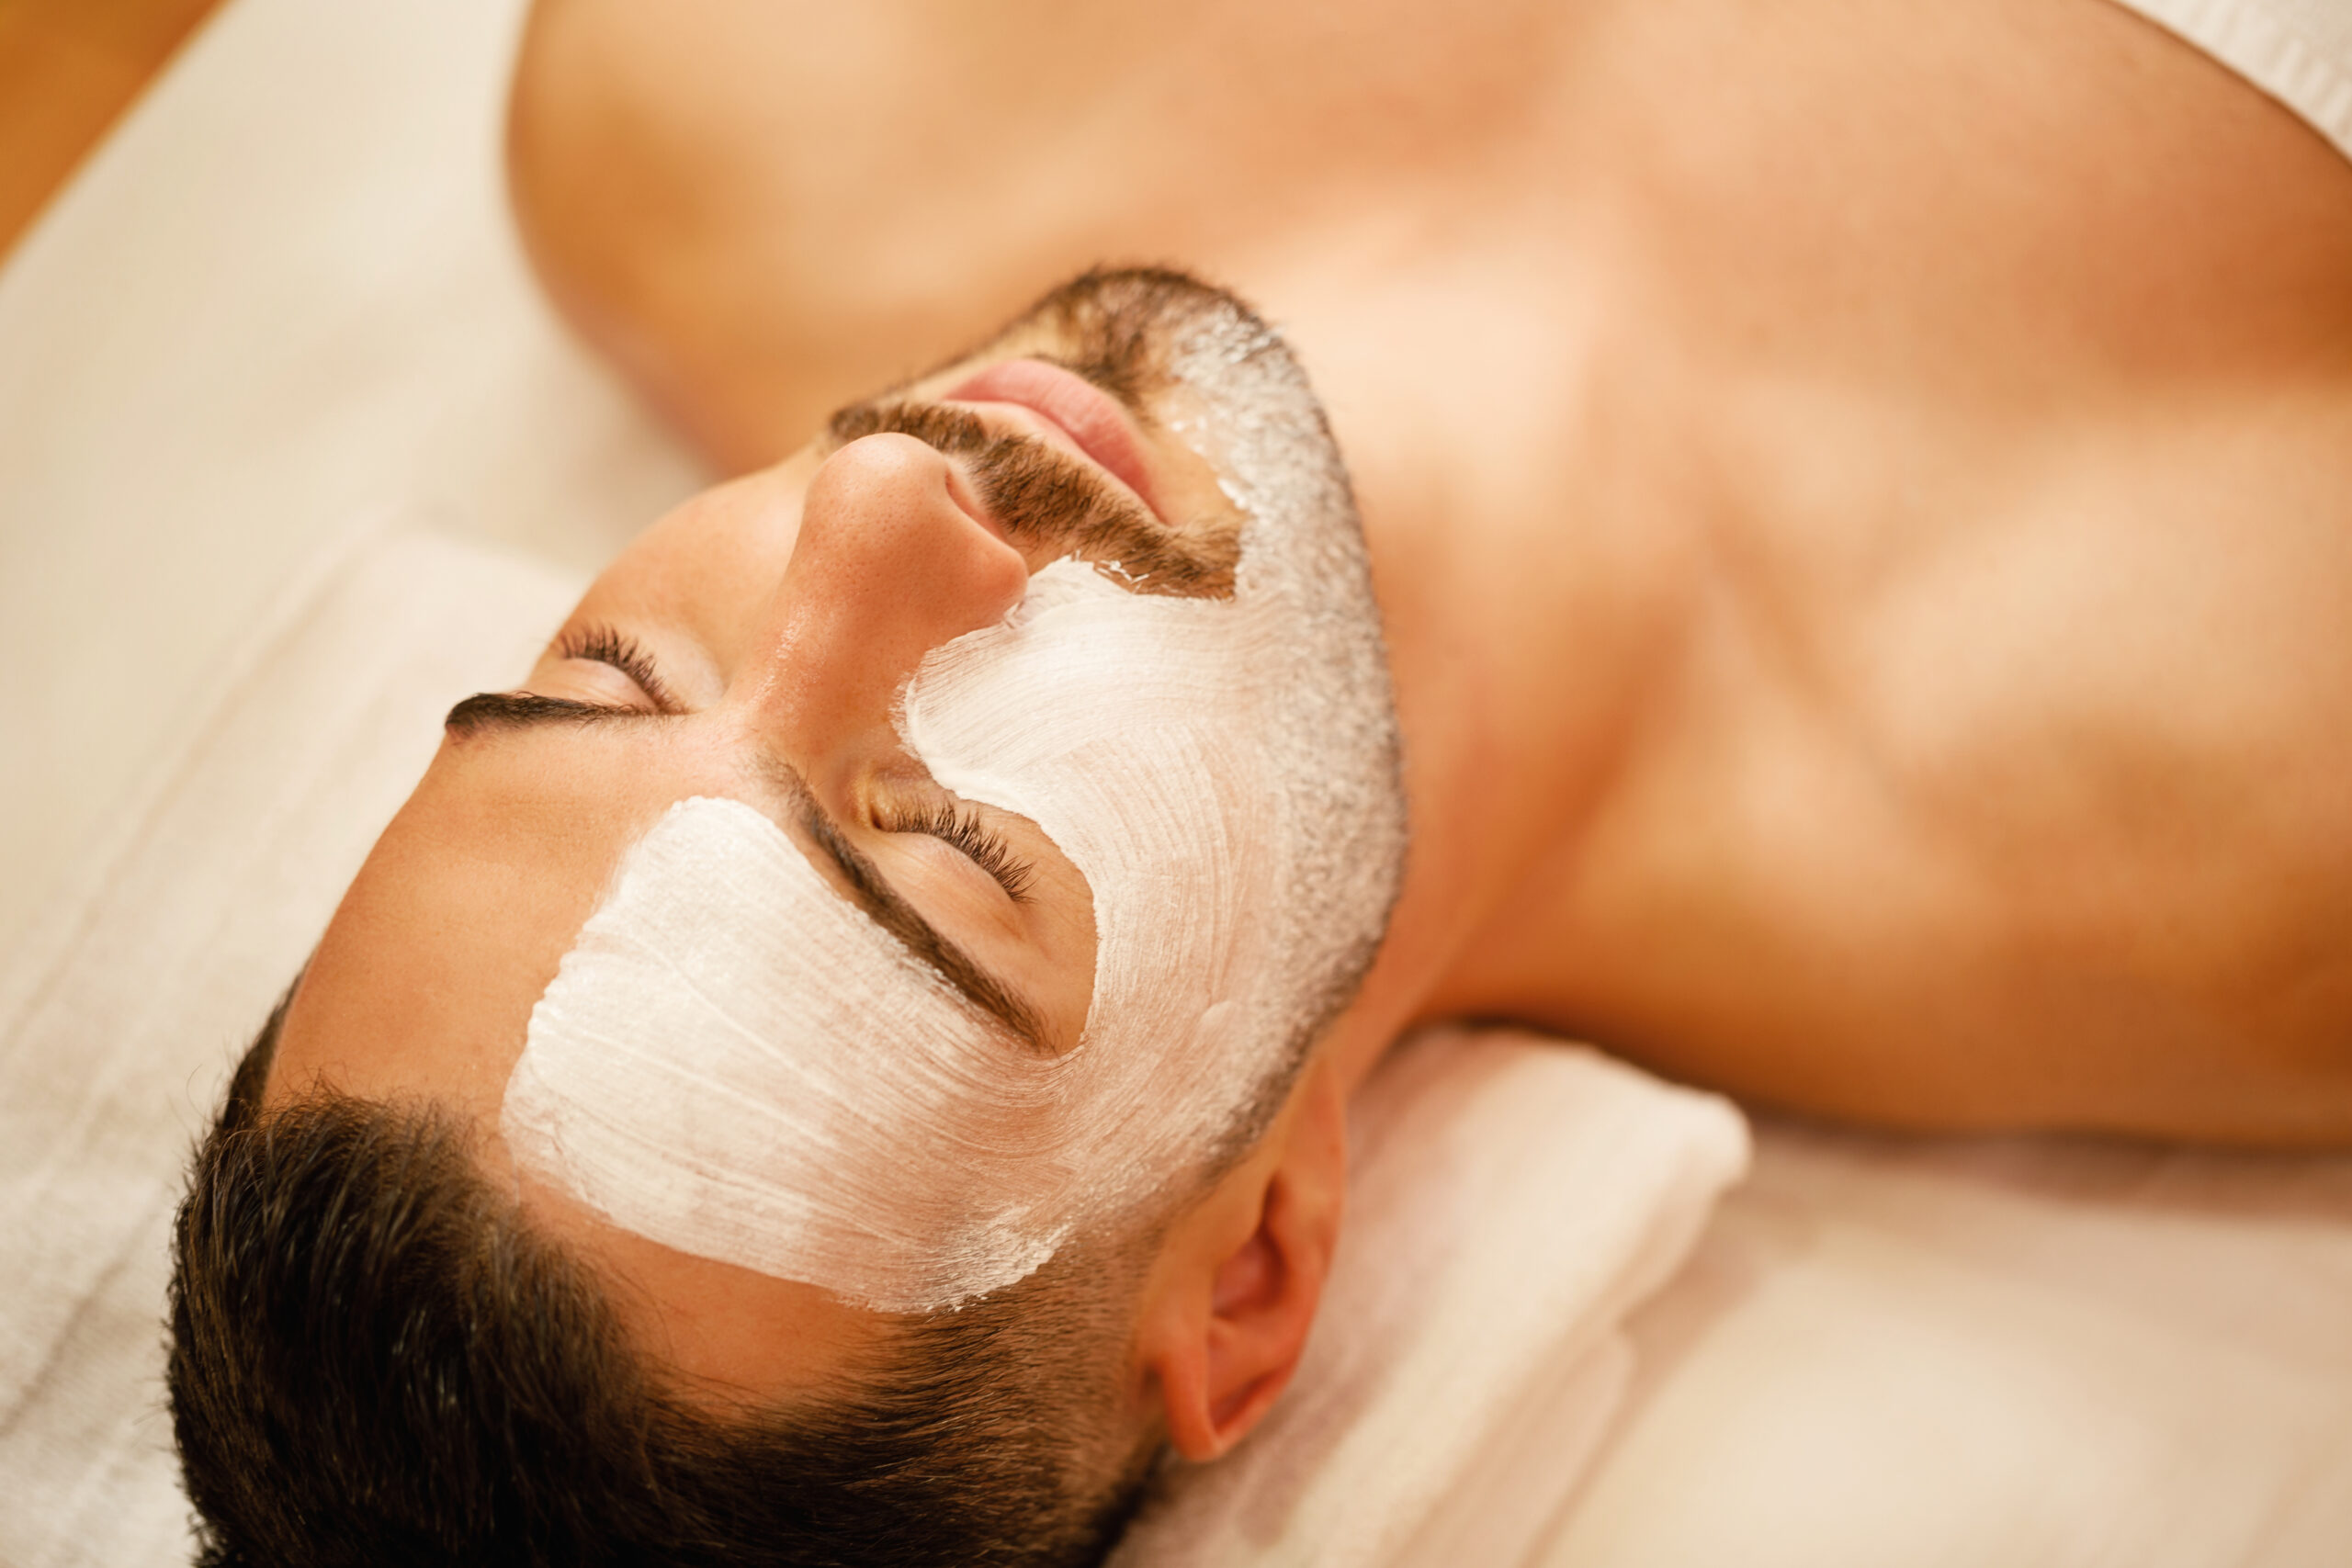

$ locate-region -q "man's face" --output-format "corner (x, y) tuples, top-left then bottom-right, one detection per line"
(265, 271), (1406, 1406)
(264, 282), (1297, 1392)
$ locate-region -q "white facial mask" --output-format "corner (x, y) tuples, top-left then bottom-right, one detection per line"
(503, 284), (1406, 1311)
(503, 795), (1069, 1310)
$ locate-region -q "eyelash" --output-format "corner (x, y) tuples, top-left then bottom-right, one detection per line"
(557, 624), (1032, 903)
(557, 623), (673, 709)
(885, 799), (1036, 904)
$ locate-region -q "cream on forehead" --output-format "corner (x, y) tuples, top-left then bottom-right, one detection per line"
(503, 295), (1407, 1311)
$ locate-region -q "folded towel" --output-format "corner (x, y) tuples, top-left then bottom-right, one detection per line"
(1111, 1026), (1750, 1568)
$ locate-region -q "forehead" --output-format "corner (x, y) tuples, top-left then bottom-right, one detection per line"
(262, 706), (745, 1131)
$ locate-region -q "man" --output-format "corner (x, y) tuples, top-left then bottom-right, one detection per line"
(170, 0), (2352, 1563)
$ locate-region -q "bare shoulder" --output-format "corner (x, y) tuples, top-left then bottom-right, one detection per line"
(1416, 0), (2352, 1146)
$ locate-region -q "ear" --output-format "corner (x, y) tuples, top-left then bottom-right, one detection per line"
(1135, 1055), (1349, 1462)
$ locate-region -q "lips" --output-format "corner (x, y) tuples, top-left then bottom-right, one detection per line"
(940, 359), (1161, 519)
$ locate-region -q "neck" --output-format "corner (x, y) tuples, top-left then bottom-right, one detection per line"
(1259, 245), (1698, 1099)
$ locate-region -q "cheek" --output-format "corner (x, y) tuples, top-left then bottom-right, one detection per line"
(897, 559), (1288, 1153)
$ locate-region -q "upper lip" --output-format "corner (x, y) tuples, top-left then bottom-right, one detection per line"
(938, 359), (1165, 522)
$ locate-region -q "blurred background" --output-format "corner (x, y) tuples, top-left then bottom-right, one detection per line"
(0, 0), (223, 263)
(0, 0), (705, 964)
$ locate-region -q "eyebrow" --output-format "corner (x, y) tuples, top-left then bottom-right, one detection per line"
(443, 691), (646, 735)
(442, 689), (1054, 1053)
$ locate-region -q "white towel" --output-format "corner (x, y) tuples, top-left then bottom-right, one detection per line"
(1111, 1027), (1750, 1568)
(2104, 0), (2352, 163)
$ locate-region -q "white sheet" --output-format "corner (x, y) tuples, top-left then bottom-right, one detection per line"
(1546, 1130), (2352, 1566)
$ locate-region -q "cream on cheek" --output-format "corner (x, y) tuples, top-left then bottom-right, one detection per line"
(500, 797), (1044, 1313)
(897, 558), (1293, 1203)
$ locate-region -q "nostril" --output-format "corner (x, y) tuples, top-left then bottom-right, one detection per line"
(795, 431), (1033, 637)
(935, 456), (1011, 547)
(830, 431), (1009, 541)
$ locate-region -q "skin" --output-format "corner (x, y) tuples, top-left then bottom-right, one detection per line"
(272, 0), (2352, 1462)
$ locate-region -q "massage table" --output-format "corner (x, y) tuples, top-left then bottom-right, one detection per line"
(3, 3), (2347, 1563)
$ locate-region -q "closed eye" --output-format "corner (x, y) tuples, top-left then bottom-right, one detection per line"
(555, 623), (678, 712)
(881, 799), (1037, 903)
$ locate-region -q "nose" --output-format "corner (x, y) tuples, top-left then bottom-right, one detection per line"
(745, 433), (1032, 761)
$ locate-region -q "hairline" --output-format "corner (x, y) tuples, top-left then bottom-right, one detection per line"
(220, 982), (1188, 1394)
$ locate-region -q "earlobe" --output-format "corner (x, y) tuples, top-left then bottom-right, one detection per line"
(1138, 1060), (1349, 1463)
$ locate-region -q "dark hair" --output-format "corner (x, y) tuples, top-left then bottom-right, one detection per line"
(166, 999), (1160, 1567)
